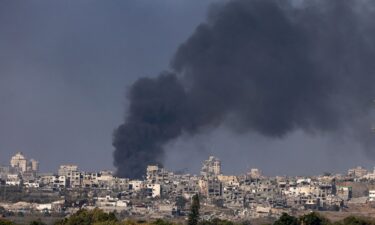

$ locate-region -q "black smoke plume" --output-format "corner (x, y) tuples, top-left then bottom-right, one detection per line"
(113, 0), (375, 178)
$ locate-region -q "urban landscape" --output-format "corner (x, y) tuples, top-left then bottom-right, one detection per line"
(1, 152), (375, 224)
(3, 0), (375, 225)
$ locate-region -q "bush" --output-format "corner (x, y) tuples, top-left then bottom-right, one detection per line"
(274, 213), (299, 225)
(341, 216), (372, 225)
(29, 219), (47, 225)
(299, 212), (329, 225)
(198, 218), (236, 225)
(54, 208), (118, 225)
(152, 219), (175, 225)
(0, 218), (15, 225)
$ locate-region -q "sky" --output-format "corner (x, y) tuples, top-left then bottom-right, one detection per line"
(0, 0), (374, 176)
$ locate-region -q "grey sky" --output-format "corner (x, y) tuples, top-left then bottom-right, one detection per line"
(0, 0), (374, 176)
(0, 0), (218, 172)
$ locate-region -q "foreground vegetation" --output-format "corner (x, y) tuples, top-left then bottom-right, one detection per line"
(0, 196), (373, 225)
(2, 209), (375, 225)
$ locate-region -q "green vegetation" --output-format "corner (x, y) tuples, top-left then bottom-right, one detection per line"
(272, 212), (373, 225)
(0, 218), (16, 225)
(29, 219), (46, 225)
(198, 218), (236, 225)
(54, 208), (117, 225)
(3, 208), (375, 225)
(274, 213), (299, 225)
(188, 194), (200, 225)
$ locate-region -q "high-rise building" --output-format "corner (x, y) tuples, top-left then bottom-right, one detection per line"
(10, 152), (28, 172)
(30, 159), (39, 172)
(10, 152), (40, 175)
(201, 156), (221, 177)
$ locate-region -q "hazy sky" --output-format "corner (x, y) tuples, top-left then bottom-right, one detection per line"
(0, 0), (374, 176)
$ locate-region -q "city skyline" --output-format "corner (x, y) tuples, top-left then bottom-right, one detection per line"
(2, 151), (375, 178)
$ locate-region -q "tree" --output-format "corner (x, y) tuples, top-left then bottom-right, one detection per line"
(188, 194), (200, 225)
(175, 196), (187, 210)
(0, 219), (15, 225)
(274, 213), (299, 225)
(341, 216), (371, 225)
(29, 219), (47, 225)
(300, 212), (329, 225)
(54, 208), (118, 225)
(152, 219), (175, 225)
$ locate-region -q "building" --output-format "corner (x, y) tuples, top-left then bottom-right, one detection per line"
(369, 190), (375, 201)
(10, 152), (28, 172)
(9, 152), (39, 175)
(39, 175), (67, 188)
(248, 168), (262, 178)
(30, 159), (39, 172)
(336, 186), (352, 201)
(347, 166), (368, 178)
(58, 164), (81, 187)
(201, 156), (221, 177)
(146, 183), (161, 198)
(58, 164), (78, 176)
(199, 177), (222, 198)
(146, 165), (170, 183)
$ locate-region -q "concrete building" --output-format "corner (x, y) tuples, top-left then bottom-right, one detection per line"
(10, 152), (28, 172)
(39, 175), (67, 188)
(199, 178), (222, 198)
(201, 156), (221, 177)
(58, 164), (81, 187)
(146, 183), (161, 198)
(30, 159), (39, 172)
(348, 166), (368, 178)
(9, 153), (39, 175)
(58, 164), (78, 176)
(146, 165), (171, 183)
(369, 190), (375, 202)
(248, 168), (262, 178)
(336, 186), (352, 201)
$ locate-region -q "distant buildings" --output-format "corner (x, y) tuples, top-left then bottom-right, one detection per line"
(58, 164), (82, 188)
(9, 152), (39, 174)
(348, 166), (368, 178)
(30, 159), (39, 172)
(248, 168), (262, 178)
(10, 152), (27, 172)
(4, 151), (375, 220)
(201, 156), (221, 177)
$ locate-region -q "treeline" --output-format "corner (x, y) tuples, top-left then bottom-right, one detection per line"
(2, 209), (375, 225)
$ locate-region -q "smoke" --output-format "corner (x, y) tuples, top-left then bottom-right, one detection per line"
(113, 0), (375, 178)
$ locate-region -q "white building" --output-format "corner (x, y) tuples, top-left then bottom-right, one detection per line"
(10, 152), (28, 172)
(249, 168), (263, 179)
(39, 175), (67, 188)
(129, 180), (143, 191)
(146, 183), (161, 198)
(10, 152), (39, 174)
(369, 190), (375, 201)
(6, 174), (21, 186)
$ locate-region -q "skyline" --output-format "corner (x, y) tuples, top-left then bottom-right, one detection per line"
(1, 0), (375, 176)
(1, 149), (374, 177)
